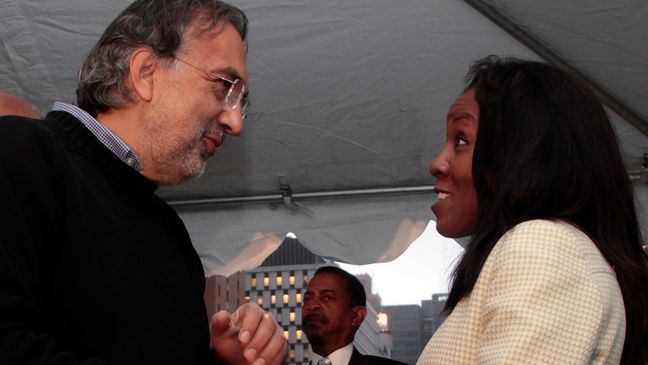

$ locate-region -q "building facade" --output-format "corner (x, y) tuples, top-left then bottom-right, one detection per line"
(420, 293), (447, 346)
(382, 294), (447, 364)
(381, 304), (423, 364)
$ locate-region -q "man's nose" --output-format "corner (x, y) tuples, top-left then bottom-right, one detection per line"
(217, 107), (243, 136)
(304, 299), (321, 310)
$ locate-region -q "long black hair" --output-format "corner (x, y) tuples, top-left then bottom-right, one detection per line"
(444, 56), (648, 364)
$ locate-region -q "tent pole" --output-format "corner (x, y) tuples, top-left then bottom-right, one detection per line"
(168, 185), (435, 208)
(463, 0), (648, 137)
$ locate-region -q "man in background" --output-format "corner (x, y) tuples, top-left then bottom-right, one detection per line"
(0, 91), (41, 118)
(0, 1), (286, 364)
(303, 266), (407, 365)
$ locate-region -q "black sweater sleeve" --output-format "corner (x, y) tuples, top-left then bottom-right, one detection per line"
(0, 117), (106, 365)
(0, 117), (105, 365)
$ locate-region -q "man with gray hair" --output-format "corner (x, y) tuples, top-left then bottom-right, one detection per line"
(0, 1), (286, 364)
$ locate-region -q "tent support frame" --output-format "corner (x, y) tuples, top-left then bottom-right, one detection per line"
(464, 0), (648, 137)
(169, 185), (435, 208)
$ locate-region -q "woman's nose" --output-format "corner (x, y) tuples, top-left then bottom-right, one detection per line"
(429, 148), (450, 177)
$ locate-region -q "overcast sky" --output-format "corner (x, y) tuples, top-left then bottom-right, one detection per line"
(338, 221), (464, 307)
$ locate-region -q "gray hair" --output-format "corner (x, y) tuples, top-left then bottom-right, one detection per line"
(76, 0), (248, 116)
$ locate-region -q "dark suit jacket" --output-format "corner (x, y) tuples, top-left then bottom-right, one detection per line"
(349, 346), (409, 365)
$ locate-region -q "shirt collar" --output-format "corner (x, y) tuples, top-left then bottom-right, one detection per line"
(310, 343), (354, 365)
(51, 102), (141, 170)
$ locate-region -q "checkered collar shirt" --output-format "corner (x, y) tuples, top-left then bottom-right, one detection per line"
(51, 102), (140, 171)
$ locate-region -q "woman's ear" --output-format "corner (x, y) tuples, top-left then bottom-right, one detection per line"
(128, 47), (158, 102)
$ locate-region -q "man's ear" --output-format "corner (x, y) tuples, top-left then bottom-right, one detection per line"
(351, 306), (367, 327)
(128, 47), (159, 102)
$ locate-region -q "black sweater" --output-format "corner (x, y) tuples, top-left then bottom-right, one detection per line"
(0, 111), (219, 364)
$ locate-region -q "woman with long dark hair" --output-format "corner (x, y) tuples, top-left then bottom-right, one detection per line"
(418, 56), (647, 364)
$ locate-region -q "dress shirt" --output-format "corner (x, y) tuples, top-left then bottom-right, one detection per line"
(310, 343), (353, 365)
(51, 102), (140, 170)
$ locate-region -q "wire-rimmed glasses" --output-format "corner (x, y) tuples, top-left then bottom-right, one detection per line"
(174, 56), (248, 119)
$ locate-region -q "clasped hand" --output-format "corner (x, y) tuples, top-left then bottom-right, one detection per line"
(211, 302), (288, 365)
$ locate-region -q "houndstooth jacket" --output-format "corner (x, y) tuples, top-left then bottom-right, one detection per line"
(417, 220), (625, 365)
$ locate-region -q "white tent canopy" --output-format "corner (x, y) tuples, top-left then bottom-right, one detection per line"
(1, 0), (647, 275)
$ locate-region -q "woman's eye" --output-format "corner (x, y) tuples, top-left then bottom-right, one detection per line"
(455, 135), (468, 146)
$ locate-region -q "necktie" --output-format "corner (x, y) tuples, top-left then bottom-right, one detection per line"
(317, 358), (332, 365)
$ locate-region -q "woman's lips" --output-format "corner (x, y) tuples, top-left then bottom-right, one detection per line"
(431, 189), (450, 212)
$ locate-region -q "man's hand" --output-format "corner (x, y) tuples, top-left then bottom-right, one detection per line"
(211, 302), (288, 365)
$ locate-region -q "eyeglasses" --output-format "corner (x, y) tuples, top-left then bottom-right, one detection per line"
(174, 56), (248, 119)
